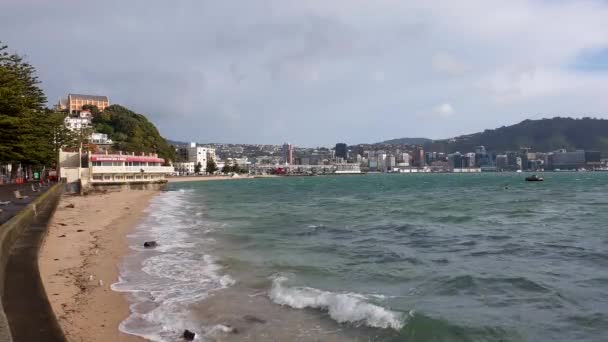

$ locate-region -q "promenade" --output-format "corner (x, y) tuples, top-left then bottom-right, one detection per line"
(0, 182), (53, 225)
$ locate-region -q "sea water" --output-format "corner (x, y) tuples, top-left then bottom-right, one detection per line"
(112, 173), (608, 341)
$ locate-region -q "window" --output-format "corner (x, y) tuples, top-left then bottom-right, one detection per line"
(135, 175), (142, 180)
(126, 175), (134, 180)
(93, 175), (102, 180)
(103, 175), (111, 180)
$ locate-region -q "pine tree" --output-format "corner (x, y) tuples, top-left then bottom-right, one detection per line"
(205, 158), (218, 174)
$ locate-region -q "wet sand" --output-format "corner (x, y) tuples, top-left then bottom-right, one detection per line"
(38, 190), (158, 342)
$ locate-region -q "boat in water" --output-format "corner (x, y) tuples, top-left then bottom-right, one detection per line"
(525, 175), (544, 182)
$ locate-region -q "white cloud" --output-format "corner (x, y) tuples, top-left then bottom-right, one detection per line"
(434, 103), (455, 118)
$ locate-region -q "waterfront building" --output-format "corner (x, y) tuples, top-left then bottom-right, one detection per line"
(57, 94), (110, 114)
(496, 154), (508, 171)
(386, 155), (396, 171)
(174, 143), (217, 173)
(282, 143), (293, 164)
(412, 146), (425, 167)
(335, 163), (362, 174)
(447, 152), (463, 171)
(465, 153), (476, 168)
(174, 162), (195, 175)
(548, 149), (587, 170)
(335, 143), (348, 160)
(59, 150), (172, 188)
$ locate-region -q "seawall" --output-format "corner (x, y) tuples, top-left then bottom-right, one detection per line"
(0, 183), (64, 342)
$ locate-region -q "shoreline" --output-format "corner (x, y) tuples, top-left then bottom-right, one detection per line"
(38, 190), (158, 342)
(167, 175), (278, 183)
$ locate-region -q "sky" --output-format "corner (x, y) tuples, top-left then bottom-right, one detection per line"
(2, 0), (608, 146)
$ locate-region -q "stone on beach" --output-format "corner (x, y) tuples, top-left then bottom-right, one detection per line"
(182, 329), (196, 340)
(143, 241), (158, 248)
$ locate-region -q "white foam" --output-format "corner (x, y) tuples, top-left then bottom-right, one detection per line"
(269, 276), (405, 330)
(111, 189), (235, 342)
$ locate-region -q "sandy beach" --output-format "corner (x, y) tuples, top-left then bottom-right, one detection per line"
(39, 190), (158, 342)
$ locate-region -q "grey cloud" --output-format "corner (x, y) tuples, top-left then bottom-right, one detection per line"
(2, 0), (608, 146)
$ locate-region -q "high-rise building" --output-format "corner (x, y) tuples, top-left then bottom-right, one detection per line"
(335, 143), (348, 160)
(282, 143), (293, 164)
(412, 146), (425, 167)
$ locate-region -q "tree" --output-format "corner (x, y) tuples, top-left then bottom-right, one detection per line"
(194, 161), (202, 174)
(81, 104), (100, 117)
(0, 42), (52, 175)
(221, 164), (231, 174)
(205, 158), (218, 174)
(232, 161), (240, 174)
(91, 104), (175, 162)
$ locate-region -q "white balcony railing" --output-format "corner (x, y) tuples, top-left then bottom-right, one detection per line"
(91, 166), (174, 174)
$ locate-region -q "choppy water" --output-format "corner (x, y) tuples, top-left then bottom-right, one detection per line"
(113, 173), (608, 341)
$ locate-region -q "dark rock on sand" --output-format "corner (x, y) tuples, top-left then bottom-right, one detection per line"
(144, 241), (158, 248)
(66, 203), (75, 208)
(183, 329), (195, 340)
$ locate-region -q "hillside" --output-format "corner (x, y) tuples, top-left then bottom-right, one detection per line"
(92, 104), (175, 162)
(431, 117), (608, 154)
(380, 137), (433, 145)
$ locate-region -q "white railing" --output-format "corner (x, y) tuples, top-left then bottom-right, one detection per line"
(91, 166), (174, 174)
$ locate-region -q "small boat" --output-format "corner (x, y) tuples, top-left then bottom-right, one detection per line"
(525, 175), (544, 182)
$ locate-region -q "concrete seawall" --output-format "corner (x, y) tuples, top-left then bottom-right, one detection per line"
(0, 183), (64, 342)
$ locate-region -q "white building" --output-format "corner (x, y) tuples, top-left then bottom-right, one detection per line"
(58, 150), (173, 188)
(64, 111), (92, 131)
(174, 162), (196, 175)
(90, 132), (113, 145)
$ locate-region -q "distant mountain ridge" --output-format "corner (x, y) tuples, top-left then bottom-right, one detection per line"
(380, 137), (433, 145)
(428, 117), (608, 155)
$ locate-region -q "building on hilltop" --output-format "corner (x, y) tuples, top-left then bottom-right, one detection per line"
(56, 93), (110, 114)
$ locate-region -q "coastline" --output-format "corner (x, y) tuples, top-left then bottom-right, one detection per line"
(38, 190), (158, 342)
(167, 175), (278, 183)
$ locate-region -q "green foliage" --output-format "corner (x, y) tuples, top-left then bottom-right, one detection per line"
(0, 42), (58, 166)
(92, 104), (175, 162)
(221, 164), (231, 174)
(206, 158), (218, 174)
(81, 104), (100, 116)
(429, 117), (608, 156)
(194, 161), (202, 174)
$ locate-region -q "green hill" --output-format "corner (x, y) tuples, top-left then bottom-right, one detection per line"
(92, 104), (175, 162)
(380, 137), (433, 145)
(431, 117), (608, 155)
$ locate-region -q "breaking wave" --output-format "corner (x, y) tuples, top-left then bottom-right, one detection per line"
(269, 276), (405, 330)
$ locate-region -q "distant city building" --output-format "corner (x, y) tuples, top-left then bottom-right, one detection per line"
(282, 143), (293, 164)
(335, 143), (348, 160)
(176, 142), (217, 173)
(412, 146), (425, 167)
(57, 94), (110, 115)
(496, 154), (508, 171)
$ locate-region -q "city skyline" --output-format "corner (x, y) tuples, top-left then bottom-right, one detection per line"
(2, 0), (608, 146)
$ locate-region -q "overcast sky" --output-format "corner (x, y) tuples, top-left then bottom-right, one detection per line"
(2, 0), (608, 146)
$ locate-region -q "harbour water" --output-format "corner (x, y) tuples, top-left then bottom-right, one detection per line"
(112, 173), (608, 341)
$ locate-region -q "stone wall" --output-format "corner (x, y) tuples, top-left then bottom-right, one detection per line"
(0, 183), (64, 342)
